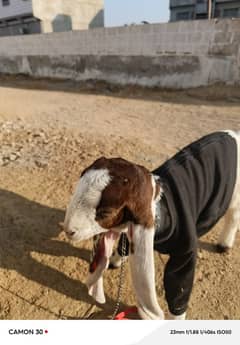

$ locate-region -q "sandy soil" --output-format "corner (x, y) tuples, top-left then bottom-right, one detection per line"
(0, 76), (239, 320)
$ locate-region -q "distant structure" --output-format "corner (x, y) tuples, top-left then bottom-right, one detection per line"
(0, 0), (40, 36)
(33, 0), (104, 33)
(0, 0), (104, 37)
(170, 0), (240, 21)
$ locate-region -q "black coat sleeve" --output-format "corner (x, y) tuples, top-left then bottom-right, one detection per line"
(164, 246), (197, 316)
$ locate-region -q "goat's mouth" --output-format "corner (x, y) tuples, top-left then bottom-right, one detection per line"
(64, 226), (109, 242)
(89, 230), (120, 273)
(84, 225), (129, 304)
(90, 225), (128, 258)
(86, 229), (120, 304)
(88, 225), (128, 270)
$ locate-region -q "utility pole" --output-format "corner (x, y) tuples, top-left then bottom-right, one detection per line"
(208, 0), (212, 19)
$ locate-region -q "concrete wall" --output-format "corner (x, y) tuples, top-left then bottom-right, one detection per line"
(0, 19), (239, 89)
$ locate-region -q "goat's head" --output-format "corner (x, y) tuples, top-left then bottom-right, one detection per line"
(63, 157), (161, 242)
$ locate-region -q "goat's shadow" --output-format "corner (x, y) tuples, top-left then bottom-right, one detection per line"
(0, 189), (123, 318)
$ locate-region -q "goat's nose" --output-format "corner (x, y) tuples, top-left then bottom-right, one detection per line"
(67, 231), (76, 237)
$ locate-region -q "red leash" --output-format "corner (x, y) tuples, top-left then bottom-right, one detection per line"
(114, 307), (138, 320)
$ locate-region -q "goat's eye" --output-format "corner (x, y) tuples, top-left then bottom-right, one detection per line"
(95, 207), (112, 220)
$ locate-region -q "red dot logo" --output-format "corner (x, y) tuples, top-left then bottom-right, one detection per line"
(45, 330), (48, 334)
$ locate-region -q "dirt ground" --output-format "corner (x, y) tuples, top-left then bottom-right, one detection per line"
(0, 76), (239, 320)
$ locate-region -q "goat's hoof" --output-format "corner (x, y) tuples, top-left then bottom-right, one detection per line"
(216, 244), (230, 253)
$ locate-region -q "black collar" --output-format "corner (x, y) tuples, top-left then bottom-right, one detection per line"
(154, 183), (176, 244)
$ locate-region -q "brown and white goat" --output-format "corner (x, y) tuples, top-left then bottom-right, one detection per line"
(62, 130), (240, 320)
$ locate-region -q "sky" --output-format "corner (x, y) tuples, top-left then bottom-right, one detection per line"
(104, 0), (170, 27)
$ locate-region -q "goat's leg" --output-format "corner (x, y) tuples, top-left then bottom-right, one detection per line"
(128, 225), (164, 320)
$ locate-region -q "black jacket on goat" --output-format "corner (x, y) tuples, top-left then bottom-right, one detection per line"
(118, 132), (237, 315)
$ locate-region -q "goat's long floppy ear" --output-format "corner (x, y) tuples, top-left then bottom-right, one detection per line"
(128, 224), (164, 319)
(95, 172), (127, 228)
(126, 166), (155, 229)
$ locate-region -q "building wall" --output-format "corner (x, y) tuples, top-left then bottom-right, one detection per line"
(0, 0), (32, 19)
(0, 19), (239, 89)
(32, 0), (104, 32)
(170, 0), (240, 21)
(170, 5), (194, 21)
(0, 0), (39, 37)
(0, 18), (40, 36)
(215, 1), (240, 17)
(0, 0), (103, 37)
(170, 0), (197, 21)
